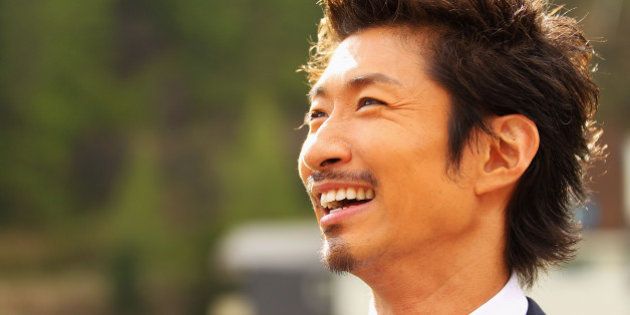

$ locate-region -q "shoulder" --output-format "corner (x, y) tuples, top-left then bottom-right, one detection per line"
(526, 297), (546, 315)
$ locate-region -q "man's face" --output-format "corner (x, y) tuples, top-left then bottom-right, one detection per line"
(298, 27), (479, 272)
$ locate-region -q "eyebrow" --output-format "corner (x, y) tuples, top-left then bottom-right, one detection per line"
(308, 72), (402, 102)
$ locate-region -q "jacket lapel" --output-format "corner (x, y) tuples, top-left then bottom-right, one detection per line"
(526, 297), (546, 315)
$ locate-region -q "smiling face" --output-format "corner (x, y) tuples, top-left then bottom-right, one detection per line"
(298, 27), (481, 274)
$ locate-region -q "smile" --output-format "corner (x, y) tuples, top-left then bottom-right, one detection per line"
(319, 187), (375, 214)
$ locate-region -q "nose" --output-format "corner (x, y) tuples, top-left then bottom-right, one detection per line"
(300, 122), (352, 172)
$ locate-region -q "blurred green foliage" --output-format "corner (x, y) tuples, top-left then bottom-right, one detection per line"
(0, 0), (319, 313)
(0, 0), (627, 314)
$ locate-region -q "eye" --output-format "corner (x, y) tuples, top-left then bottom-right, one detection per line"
(304, 110), (327, 124)
(358, 97), (386, 108)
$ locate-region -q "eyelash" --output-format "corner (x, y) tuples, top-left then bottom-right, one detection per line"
(308, 110), (326, 121)
(305, 97), (387, 125)
(357, 97), (386, 108)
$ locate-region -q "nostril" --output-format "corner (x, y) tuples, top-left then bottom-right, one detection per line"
(320, 158), (341, 167)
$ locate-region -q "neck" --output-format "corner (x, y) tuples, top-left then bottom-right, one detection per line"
(356, 212), (509, 315)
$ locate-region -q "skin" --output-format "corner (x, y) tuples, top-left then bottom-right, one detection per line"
(298, 26), (539, 314)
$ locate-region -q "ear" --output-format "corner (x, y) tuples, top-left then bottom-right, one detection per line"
(474, 115), (540, 196)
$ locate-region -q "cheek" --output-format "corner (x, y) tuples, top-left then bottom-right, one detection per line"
(389, 158), (477, 240)
(359, 121), (476, 235)
(361, 125), (445, 204)
(371, 123), (449, 192)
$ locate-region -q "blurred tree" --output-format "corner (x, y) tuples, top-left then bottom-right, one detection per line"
(0, 0), (126, 224)
(219, 90), (305, 225)
(0, 0), (319, 313)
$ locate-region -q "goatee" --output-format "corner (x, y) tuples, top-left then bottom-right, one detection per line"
(320, 236), (357, 274)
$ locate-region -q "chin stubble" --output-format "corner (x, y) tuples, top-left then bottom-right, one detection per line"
(320, 231), (357, 274)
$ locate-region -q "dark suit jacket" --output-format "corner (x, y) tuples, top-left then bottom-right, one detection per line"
(526, 297), (545, 315)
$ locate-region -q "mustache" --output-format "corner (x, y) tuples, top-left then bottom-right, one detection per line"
(305, 170), (378, 193)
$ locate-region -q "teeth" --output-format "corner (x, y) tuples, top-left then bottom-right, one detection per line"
(326, 191), (336, 203)
(356, 188), (366, 200)
(346, 188), (356, 200)
(320, 194), (327, 207)
(365, 189), (374, 199)
(335, 189), (346, 201)
(318, 187), (375, 209)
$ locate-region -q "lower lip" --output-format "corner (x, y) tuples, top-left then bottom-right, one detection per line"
(319, 201), (373, 227)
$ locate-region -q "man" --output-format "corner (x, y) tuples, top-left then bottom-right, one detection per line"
(297, 0), (603, 314)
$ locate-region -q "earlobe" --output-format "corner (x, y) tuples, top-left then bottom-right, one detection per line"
(474, 115), (540, 195)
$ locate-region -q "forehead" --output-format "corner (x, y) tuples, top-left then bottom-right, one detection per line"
(315, 26), (428, 90)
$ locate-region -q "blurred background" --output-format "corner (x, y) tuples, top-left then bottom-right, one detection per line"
(0, 0), (627, 314)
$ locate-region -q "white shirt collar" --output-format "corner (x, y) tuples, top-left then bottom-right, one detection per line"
(367, 273), (528, 315)
(469, 273), (528, 315)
